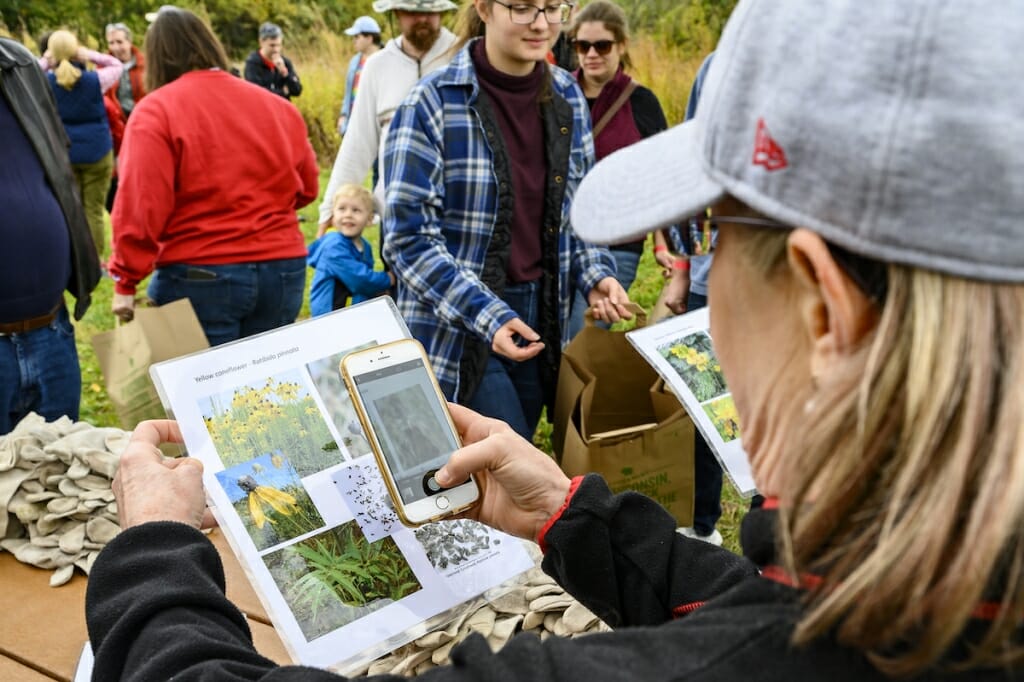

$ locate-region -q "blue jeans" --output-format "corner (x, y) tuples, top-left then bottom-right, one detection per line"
(566, 247), (639, 339)
(687, 291), (723, 535)
(465, 281), (544, 441)
(0, 306), (81, 434)
(148, 258), (306, 347)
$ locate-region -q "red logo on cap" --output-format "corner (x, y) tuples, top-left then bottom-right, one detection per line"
(752, 118), (787, 171)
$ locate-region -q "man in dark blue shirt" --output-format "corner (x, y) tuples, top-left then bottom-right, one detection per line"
(0, 37), (101, 433)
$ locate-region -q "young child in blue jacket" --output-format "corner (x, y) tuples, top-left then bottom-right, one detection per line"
(307, 184), (392, 315)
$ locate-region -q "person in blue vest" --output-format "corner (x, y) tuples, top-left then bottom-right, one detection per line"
(38, 30), (122, 260)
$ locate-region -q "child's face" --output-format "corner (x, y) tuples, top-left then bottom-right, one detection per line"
(332, 196), (373, 238)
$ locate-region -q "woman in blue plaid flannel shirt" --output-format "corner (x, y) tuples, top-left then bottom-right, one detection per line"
(382, 0), (631, 441)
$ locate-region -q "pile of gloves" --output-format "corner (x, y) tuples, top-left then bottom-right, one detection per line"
(356, 565), (608, 676)
(0, 413), (128, 586)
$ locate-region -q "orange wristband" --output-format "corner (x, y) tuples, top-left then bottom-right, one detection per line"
(672, 259), (691, 271)
(654, 244), (668, 253)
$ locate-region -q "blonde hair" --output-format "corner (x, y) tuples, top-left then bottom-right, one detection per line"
(452, 0), (487, 54)
(738, 227), (1024, 674)
(331, 184), (375, 216)
(48, 30), (82, 90)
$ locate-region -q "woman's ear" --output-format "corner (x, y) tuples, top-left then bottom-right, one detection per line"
(786, 229), (878, 379)
(474, 0), (492, 23)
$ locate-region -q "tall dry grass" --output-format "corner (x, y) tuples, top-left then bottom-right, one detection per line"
(287, 31), (350, 167)
(288, 29), (705, 165)
(629, 36), (704, 126)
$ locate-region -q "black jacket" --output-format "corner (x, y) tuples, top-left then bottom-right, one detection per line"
(85, 475), (1020, 681)
(456, 76), (572, 413)
(243, 51), (302, 100)
(0, 38), (100, 320)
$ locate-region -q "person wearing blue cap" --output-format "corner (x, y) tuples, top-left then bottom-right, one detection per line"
(338, 16), (383, 135)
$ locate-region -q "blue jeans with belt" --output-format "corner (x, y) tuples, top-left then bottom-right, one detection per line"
(465, 281), (545, 441)
(0, 306), (81, 434)
(148, 258), (306, 347)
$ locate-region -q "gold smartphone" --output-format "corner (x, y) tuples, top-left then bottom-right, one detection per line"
(340, 339), (480, 526)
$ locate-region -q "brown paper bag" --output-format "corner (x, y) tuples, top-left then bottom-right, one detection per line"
(553, 310), (695, 525)
(91, 298), (209, 429)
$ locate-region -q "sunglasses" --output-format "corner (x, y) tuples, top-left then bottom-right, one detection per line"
(573, 39), (615, 56)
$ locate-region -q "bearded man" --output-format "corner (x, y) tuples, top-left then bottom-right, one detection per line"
(317, 0), (459, 234)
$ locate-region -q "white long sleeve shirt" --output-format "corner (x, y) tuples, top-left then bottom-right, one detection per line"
(318, 28), (457, 224)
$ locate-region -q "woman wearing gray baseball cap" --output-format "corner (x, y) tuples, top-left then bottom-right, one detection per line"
(88, 0), (1024, 679)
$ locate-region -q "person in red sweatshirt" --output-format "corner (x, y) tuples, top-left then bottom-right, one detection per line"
(108, 7), (318, 346)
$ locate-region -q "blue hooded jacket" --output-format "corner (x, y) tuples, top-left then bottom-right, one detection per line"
(306, 230), (390, 316)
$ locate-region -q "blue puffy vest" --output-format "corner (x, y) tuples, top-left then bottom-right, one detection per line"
(48, 68), (112, 165)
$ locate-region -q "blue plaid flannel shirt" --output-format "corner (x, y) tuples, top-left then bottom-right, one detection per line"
(383, 40), (616, 400)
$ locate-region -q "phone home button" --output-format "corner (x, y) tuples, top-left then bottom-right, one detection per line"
(435, 495), (450, 510)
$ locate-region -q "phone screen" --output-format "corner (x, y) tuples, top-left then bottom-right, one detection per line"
(352, 358), (460, 505)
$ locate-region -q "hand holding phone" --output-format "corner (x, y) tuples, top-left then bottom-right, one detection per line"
(341, 340), (479, 526)
(435, 404), (573, 541)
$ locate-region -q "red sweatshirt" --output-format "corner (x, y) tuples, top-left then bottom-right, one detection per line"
(109, 69), (318, 295)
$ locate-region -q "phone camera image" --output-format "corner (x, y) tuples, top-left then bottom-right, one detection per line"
(343, 339), (479, 525)
(353, 358), (459, 505)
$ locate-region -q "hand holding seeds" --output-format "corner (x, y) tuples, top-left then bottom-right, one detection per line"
(436, 404), (571, 541)
(113, 420), (207, 529)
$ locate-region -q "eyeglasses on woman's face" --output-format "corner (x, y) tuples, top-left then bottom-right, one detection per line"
(680, 208), (888, 303)
(492, 0), (574, 25)
(573, 39), (615, 56)
(683, 210), (786, 256)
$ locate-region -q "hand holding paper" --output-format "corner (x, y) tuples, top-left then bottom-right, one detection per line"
(114, 420), (207, 529)
(437, 403), (571, 541)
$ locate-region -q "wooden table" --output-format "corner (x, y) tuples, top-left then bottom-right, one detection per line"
(0, 529), (291, 681)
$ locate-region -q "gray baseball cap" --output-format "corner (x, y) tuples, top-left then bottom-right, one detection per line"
(572, 0), (1024, 283)
(371, 0), (458, 13)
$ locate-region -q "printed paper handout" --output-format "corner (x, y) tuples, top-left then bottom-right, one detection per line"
(150, 298), (534, 672)
(626, 308), (756, 495)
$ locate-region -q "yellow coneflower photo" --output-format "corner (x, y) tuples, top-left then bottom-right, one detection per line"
(216, 451), (325, 551)
(198, 369), (338, 478)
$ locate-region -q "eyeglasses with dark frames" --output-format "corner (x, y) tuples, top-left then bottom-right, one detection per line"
(573, 39), (615, 56)
(492, 0), (574, 25)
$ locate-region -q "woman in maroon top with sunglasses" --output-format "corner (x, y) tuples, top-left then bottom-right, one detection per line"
(565, 0), (668, 337)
